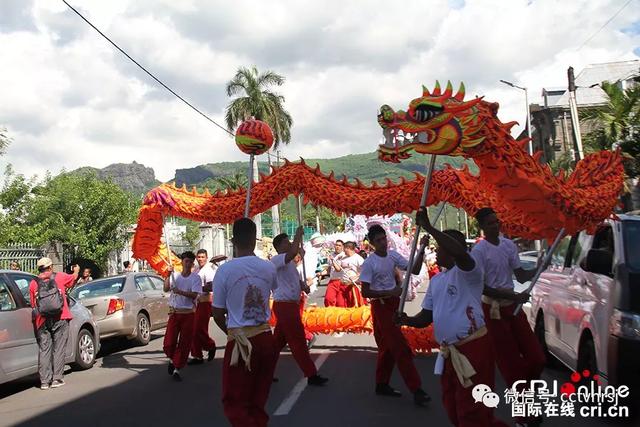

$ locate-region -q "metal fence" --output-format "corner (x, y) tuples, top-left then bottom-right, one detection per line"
(0, 244), (46, 273)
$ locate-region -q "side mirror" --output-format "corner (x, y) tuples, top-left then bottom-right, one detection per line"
(584, 248), (613, 277)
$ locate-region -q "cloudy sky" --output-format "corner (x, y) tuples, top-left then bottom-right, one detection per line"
(1, 0), (638, 181)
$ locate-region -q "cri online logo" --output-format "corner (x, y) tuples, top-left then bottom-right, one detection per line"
(560, 370), (601, 397)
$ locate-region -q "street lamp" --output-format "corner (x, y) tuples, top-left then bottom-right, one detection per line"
(500, 79), (533, 155)
(500, 79), (541, 253)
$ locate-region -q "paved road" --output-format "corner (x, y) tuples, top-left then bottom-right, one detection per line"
(0, 285), (632, 427)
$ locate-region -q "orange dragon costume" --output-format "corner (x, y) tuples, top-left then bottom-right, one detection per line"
(132, 82), (624, 353)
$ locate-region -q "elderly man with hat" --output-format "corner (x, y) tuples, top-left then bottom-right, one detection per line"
(29, 258), (80, 390)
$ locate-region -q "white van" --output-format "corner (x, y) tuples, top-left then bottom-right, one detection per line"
(529, 213), (640, 389)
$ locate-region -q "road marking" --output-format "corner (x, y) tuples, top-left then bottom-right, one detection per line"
(273, 351), (330, 416)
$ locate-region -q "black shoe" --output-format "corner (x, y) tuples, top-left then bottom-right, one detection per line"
(307, 374), (329, 386)
(187, 358), (204, 366)
(375, 383), (402, 397)
(272, 377), (279, 383)
(172, 369), (182, 382)
(207, 350), (216, 362)
(413, 388), (431, 406)
(167, 362), (174, 375)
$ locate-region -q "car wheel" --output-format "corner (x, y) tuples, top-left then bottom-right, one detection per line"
(133, 313), (151, 346)
(577, 335), (598, 378)
(72, 328), (96, 370)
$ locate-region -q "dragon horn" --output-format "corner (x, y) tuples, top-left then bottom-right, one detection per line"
(454, 82), (466, 101)
(443, 80), (453, 97)
(433, 80), (442, 96)
(422, 85), (430, 97)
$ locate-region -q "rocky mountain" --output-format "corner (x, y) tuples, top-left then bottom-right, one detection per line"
(73, 161), (160, 195)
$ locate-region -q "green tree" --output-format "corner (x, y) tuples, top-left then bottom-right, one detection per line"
(0, 170), (138, 269)
(0, 127), (10, 156)
(214, 169), (249, 192)
(225, 66), (293, 147)
(580, 81), (640, 177)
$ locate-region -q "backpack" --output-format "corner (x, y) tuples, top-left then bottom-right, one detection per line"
(35, 273), (63, 318)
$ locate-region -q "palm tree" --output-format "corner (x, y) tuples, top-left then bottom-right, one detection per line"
(225, 66), (294, 238)
(215, 170), (248, 192)
(581, 81), (640, 209)
(225, 66), (293, 148)
(0, 127), (11, 156)
(580, 81), (639, 172)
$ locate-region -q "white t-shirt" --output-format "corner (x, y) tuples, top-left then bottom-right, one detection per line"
(471, 237), (521, 290)
(195, 263), (216, 302)
(329, 252), (346, 280)
(340, 253), (364, 283)
(271, 253), (302, 301)
(422, 256), (485, 345)
(169, 272), (202, 310)
(213, 256), (277, 328)
(359, 250), (409, 291)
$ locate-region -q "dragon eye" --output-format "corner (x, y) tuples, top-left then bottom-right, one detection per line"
(414, 105), (443, 122)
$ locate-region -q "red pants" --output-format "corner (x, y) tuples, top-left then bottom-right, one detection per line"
(482, 302), (546, 387)
(441, 334), (509, 427)
(222, 331), (277, 427)
(163, 312), (195, 369)
(273, 301), (317, 377)
(191, 301), (216, 359)
(324, 279), (348, 307)
(371, 297), (421, 392)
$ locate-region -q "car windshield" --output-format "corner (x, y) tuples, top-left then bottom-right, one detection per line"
(70, 277), (125, 299)
(623, 221), (640, 271)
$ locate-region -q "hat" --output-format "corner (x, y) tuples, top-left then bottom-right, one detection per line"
(209, 254), (227, 263)
(37, 257), (53, 268)
(310, 232), (325, 247)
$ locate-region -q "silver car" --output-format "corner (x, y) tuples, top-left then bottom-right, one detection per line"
(69, 273), (169, 345)
(529, 214), (640, 389)
(0, 270), (100, 386)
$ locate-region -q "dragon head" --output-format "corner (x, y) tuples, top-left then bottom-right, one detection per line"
(377, 81), (486, 162)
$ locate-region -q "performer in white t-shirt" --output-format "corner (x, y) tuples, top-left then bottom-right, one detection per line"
(359, 224), (429, 406)
(398, 208), (509, 427)
(212, 218), (278, 427)
(471, 207), (545, 426)
(162, 251), (202, 381)
(189, 249), (224, 365)
(340, 241), (365, 307)
(271, 227), (329, 386)
(324, 240), (347, 306)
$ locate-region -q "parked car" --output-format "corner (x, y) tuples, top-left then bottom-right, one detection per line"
(529, 213), (640, 389)
(69, 273), (169, 345)
(0, 270), (100, 386)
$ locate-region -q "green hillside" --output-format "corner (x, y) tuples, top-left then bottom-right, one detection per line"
(174, 151), (477, 189)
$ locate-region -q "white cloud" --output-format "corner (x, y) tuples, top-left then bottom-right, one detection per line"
(0, 0), (638, 182)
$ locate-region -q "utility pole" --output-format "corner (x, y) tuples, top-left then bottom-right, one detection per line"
(464, 210), (469, 238)
(567, 67), (585, 161)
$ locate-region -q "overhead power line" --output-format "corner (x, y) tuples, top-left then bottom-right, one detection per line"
(61, 0), (233, 137)
(577, 0), (635, 50)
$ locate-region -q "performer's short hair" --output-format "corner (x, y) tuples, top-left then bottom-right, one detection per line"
(442, 229), (467, 250)
(272, 233), (289, 249)
(180, 251), (196, 261)
(335, 239), (344, 245)
(367, 224), (386, 241)
(232, 218), (256, 247)
(196, 249), (207, 256)
(474, 207), (496, 224)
